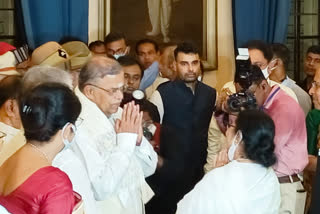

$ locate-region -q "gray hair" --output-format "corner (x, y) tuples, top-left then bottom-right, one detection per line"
(78, 56), (122, 91)
(23, 65), (73, 91)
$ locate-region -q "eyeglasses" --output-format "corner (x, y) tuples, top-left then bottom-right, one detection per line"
(248, 83), (260, 94)
(87, 84), (126, 96)
(311, 81), (320, 88)
(108, 47), (128, 55)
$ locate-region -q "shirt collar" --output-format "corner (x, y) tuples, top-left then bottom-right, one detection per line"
(262, 85), (281, 110)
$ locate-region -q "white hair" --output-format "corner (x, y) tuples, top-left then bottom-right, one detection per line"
(23, 65), (73, 90)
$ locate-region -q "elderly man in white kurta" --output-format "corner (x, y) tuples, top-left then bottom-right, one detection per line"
(72, 56), (157, 214)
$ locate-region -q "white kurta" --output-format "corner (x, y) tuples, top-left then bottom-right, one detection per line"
(145, 75), (169, 99)
(72, 87), (157, 214)
(177, 160), (281, 214)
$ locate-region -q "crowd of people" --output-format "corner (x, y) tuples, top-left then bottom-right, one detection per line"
(0, 32), (319, 214)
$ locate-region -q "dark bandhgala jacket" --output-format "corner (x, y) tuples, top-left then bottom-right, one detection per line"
(149, 80), (216, 212)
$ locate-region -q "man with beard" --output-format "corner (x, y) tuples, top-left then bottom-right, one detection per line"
(149, 42), (216, 213)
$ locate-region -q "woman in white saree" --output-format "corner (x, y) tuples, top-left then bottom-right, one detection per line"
(177, 109), (281, 214)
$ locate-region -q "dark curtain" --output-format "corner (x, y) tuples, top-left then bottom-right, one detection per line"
(233, 0), (291, 48)
(20, 0), (88, 49)
(14, 0), (28, 48)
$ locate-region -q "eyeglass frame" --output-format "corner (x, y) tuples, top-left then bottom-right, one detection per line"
(311, 81), (320, 89)
(86, 83), (126, 96)
(247, 82), (261, 95)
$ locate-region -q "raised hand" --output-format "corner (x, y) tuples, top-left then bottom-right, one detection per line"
(115, 102), (140, 134)
(214, 148), (229, 168)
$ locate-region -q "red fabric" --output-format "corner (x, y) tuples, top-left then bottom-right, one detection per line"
(0, 166), (75, 214)
(0, 42), (16, 55)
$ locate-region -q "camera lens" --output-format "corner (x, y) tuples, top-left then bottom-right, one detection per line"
(227, 98), (241, 112)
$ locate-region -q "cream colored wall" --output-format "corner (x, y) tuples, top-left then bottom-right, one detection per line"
(202, 0), (235, 91)
(88, 0), (108, 43)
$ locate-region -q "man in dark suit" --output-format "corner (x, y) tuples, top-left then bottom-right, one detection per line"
(149, 42), (216, 213)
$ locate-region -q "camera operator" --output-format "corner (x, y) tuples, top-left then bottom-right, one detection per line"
(223, 40), (298, 102)
(205, 59), (258, 173)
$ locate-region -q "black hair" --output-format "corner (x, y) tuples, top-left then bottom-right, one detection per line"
(20, 83), (81, 142)
(135, 38), (159, 54)
(117, 55), (144, 79)
(234, 64), (265, 89)
(139, 100), (160, 123)
(174, 42), (199, 59)
(244, 40), (273, 63)
(307, 45), (320, 55)
(0, 76), (22, 107)
(248, 65), (265, 85)
(235, 109), (277, 167)
(271, 43), (290, 70)
(104, 32), (127, 46)
(88, 40), (105, 51)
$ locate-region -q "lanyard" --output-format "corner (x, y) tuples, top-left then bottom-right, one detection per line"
(261, 86), (281, 110)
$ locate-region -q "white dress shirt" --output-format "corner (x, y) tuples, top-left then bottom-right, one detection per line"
(72, 87), (157, 214)
(282, 76), (311, 116)
(177, 161), (281, 214)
